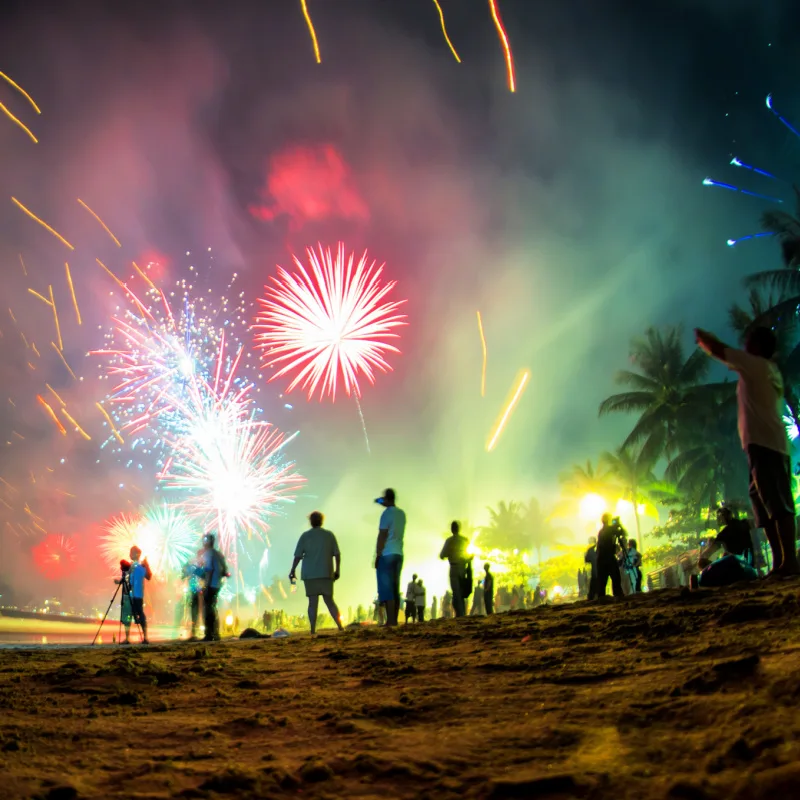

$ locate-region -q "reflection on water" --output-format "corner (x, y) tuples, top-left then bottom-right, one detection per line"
(0, 624), (177, 647)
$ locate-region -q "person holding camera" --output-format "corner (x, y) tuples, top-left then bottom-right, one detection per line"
(114, 561), (134, 645)
(128, 546), (152, 644)
(595, 514), (625, 598)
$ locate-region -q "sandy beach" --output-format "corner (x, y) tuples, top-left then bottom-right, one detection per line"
(2, 580), (800, 800)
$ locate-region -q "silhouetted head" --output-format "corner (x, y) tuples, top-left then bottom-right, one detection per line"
(628, 539), (637, 550)
(745, 326), (777, 359)
(589, 536), (597, 546)
(129, 546), (142, 561)
(309, 511), (324, 528)
(382, 488), (396, 506)
(484, 563), (491, 573)
(716, 505), (734, 525)
(203, 533), (215, 549)
(451, 520), (460, 535)
(601, 512), (612, 527)
(412, 573), (418, 580)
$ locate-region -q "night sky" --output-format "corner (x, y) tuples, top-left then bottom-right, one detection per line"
(0, 0), (798, 607)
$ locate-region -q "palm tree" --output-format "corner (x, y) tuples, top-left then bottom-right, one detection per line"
(598, 326), (710, 463)
(520, 497), (571, 568)
(479, 500), (525, 552)
(599, 445), (657, 548)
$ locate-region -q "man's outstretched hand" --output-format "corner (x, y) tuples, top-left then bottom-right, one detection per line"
(334, 570), (340, 581)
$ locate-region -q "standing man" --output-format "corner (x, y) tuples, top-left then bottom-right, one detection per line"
(375, 488), (406, 627)
(182, 549), (204, 641)
(128, 546), (152, 645)
(405, 574), (419, 623)
(595, 514), (625, 598)
(483, 564), (495, 615)
(695, 327), (799, 576)
(201, 533), (229, 642)
(414, 578), (427, 622)
(289, 511), (344, 635)
(584, 536), (598, 600)
(439, 521), (471, 617)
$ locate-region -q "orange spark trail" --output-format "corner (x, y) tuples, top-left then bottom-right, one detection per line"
(96, 402), (124, 445)
(299, 0), (322, 63)
(45, 383), (66, 407)
(19, 254), (27, 276)
(8, 308), (16, 323)
(11, 197), (75, 250)
(27, 287), (51, 306)
(77, 198), (122, 247)
(48, 285), (63, 351)
(0, 101), (38, 143)
(61, 408), (91, 441)
(0, 71), (41, 114)
(486, 369), (530, 452)
(432, 0), (462, 62)
(488, 0), (516, 93)
(37, 395), (67, 436)
(65, 262), (82, 324)
(132, 261), (157, 290)
(51, 342), (77, 381)
(477, 310), (487, 397)
(31, 342), (40, 357)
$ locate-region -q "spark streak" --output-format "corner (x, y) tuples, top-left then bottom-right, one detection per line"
(299, 0), (322, 63)
(486, 369), (530, 452)
(702, 177), (783, 204)
(51, 342), (77, 381)
(27, 288), (51, 306)
(11, 198), (74, 249)
(19, 255), (27, 276)
(477, 310), (487, 397)
(48, 285), (63, 351)
(0, 71), (41, 114)
(37, 395), (67, 436)
(0, 102), (38, 143)
(132, 261), (157, 290)
(766, 94), (800, 140)
(65, 262), (82, 324)
(96, 402), (124, 444)
(488, 0), (516, 93)
(77, 198), (122, 247)
(432, 0), (462, 62)
(60, 408), (91, 441)
(46, 383), (66, 407)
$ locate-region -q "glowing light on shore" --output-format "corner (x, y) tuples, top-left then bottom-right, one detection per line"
(11, 197), (75, 249)
(486, 369), (529, 451)
(488, 0), (516, 93)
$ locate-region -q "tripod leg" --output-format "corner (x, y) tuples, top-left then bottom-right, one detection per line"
(93, 582), (122, 646)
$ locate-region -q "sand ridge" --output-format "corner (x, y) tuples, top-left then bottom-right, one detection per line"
(2, 581), (800, 799)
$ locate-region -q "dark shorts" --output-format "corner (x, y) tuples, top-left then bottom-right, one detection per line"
(747, 444), (795, 527)
(376, 554), (403, 603)
(131, 597), (146, 625)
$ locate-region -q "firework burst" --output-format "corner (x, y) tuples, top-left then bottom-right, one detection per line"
(141, 502), (201, 575)
(253, 243), (407, 401)
(100, 512), (145, 571)
(32, 534), (77, 581)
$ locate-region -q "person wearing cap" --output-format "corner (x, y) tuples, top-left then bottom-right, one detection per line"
(202, 532), (229, 642)
(289, 511), (344, 635)
(128, 545), (152, 644)
(374, 488), (406, 626)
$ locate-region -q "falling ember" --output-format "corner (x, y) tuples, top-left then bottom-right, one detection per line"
(65, 262), (82, 325)
(432, 0), (462, 63)
(486, 369), (530, 452)
(45, 383), (66, 407)
(488, 0), (516, 93)
(18, 254), (27, 276)
(477, 310), (487, 397)
(51, 342), (77, 381)
(60, 408), (91, 441)
(27, 287), (51, 306)
(0, 101), (38, 143)
(77, 198), (122, 247)
(132, 261), (157, 291)
(299, 0), (322, 63)
(96, 402), (124, 444)
(36, 394), (67, 436)
(11, 197), (75, 249)
(48, 285), (63, 351)
(0, 71), (41, 114)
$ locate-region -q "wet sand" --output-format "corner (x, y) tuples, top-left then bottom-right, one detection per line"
(2, 580), (800, 800)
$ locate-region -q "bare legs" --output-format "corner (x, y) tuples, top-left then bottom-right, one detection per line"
(770, 516), (800, 576)
(308, 595), (345, 634)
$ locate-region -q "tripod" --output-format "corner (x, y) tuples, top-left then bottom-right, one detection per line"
(92, 571), (143, 646)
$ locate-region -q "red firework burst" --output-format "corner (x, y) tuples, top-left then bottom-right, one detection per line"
(253, 243), (407, 401)
(32, 534), (77, 581)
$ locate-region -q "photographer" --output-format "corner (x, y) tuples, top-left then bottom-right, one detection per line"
(595, 514), (625, 599)
(696, 506), (758, 588)
(128, 546), (152, 644)
(114, 560), (134, 645)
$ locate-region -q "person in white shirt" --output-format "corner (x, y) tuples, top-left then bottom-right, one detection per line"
(414, 579), (427, 622)
(374, 488), (406, 626)
(696, 326), (799, 576)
